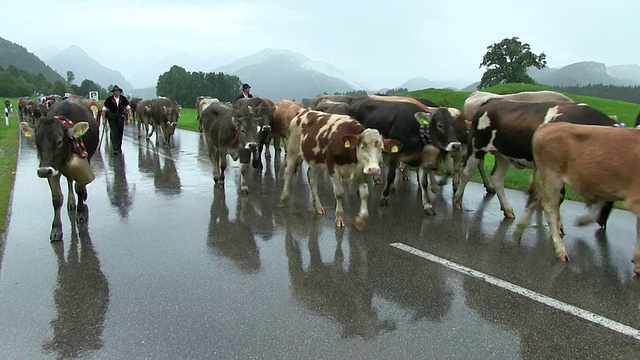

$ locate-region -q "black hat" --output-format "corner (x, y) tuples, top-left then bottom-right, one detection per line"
(242, 83), (251, 90)
(110, 85), (123, 93)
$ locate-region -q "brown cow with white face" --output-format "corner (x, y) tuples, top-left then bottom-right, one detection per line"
(279, 109), (401, 230)
(514, 122), (640, 274)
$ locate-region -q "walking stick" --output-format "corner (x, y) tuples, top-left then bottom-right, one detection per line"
(98, 120), (107, 151)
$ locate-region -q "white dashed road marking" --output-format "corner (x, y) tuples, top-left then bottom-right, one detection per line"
(390, 242), (640, 341)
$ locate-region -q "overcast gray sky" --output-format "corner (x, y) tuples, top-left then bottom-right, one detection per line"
(3, 0), (638, 89)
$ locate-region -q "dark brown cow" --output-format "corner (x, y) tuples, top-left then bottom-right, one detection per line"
(135, 99), (153, 138)
(201, 103), (262, 194)
(453, 99), (620, 221)
(129, 97), (142, 123)
(233, 97), (274, 168)
(18, 97), (29, 122)
(149, 97), (181, 147)
(279, 109), (401, 229)
(514, 122), (640, 274)
(20, 101), (99, 240)
(315, 99), (350, 115)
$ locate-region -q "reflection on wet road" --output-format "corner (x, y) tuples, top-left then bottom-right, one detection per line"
(1, 124), (639, 358)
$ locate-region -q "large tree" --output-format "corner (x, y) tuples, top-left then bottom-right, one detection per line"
(478, 37), (547, 89)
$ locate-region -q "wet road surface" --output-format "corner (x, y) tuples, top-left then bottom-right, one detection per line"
(1, 124), (640, 359)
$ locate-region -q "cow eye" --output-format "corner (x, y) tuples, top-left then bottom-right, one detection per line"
(361, 143), (367, 148)
(241, 129), (246, 133)
(56, 139), (63, 146)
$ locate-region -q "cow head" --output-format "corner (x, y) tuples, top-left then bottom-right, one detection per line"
(341, 129), (403, 175)
(161, 105), (181, 144)
(232, 114), (260, 151)
(247, 105), (272, 133)
(414, 108), (461, 153)
(21, 118), (89, 178)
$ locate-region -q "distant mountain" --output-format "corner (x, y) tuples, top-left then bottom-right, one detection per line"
(42, 45), (133, 90)
(126, 52), (238, 89)
(528, 61), (639, 86)
(214, 49), (359, 100)
(0, 37), (64, 82)
(607, 64), (640, 84)
(397, 76), (472, 91)
(129, 87), (157, 100)
(461, 82), (481, 91)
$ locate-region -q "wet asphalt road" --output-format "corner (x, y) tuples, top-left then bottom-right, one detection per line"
(1, 124), (640, 359)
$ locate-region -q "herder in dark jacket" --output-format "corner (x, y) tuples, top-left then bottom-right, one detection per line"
(235, 83), (253, 101)
(101, 85), (133, 155)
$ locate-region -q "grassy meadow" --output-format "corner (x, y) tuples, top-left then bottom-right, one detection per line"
(0, 98), (20, 241)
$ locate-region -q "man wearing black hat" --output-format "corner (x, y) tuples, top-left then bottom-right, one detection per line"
(235, 83), (253, 101)
(101, 85), (133, 155)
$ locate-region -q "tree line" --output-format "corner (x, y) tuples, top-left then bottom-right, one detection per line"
(549, 84), (640, 104)
(0, 65), (109, 99)
(156, 65), (243, 107)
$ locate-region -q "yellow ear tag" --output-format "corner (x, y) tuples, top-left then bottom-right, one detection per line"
(21, 123), (32, 137)
(344, 140), (351, 148)
(391, 145), (399, 153)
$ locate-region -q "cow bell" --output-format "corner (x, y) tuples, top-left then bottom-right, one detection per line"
(62, 154), (95, 186)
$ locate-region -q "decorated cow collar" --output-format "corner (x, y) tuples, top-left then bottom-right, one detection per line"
(52, 115), (88, 158)
(419, 115), (431, 146)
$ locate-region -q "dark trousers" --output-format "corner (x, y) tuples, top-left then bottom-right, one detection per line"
(107, 113), (125, 152)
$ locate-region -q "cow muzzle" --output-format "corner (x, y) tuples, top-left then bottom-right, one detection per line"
(445, 142), (462, 152)
(261, 125), (271, 132)
(364, 166), (381, 176)
(37, 167), (59, 178)
(245, 142), (258, 150)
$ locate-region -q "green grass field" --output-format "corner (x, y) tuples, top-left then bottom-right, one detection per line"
(0, 98), (20, 243)
(406, 83), (640, 205)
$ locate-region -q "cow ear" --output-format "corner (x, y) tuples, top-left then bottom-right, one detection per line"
(341, 134), (359, 149)
(382, 139), (402, 153)
(21, 122), (34, 137)
(414, 112), (432, 125)
(70, 122), (90, 137)
(231, 116), (241, 127)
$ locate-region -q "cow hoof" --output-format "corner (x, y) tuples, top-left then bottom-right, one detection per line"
(430, 185), (442, 195)
(240, 186), (249, 194)
(335, 218), (345, 228)
(315, 207), (325, 215)
(486, 187), (496, 195)
(504, 209), (516, 219)
(453, 201), (462, 210)
(373, 178), (383, 186)
(77, 212), (88, 224)
(354, 217), (366, 231)
(50, 229), (63, 242)
(380, 198), (389, 207)
(423, 206), (436, 216)
(556, 252), (569, 262)
(596, 218), (608, 229)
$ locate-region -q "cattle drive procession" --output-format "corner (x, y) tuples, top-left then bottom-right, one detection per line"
(3, 81), (640, 357)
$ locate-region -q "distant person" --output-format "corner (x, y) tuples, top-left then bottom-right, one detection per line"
(235, 83), (253, 101)
(4, 98), (11, 126)
(101, 85), (133, 155)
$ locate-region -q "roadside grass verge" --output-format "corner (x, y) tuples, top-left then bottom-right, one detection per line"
(0, 98), (20, 242)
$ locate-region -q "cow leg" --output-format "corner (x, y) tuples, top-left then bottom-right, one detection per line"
(514, 187), (540, 241)
(596, 202), (614, 229)
(264, 132), (272, 161)
(272, 135), (281, 159)
(451, 151), (465, 194)
(354, 182), (369, 231)
(453, 154), (482, 210)
(329, 173), (346, 227)
(381, 154), (399, 206)
(75, 182), (88, 223)
(66, 177), (76, 211)
(491, 155), (515, 219)
(278, 152), (300, 207)
(48, 175), (64, 241)
(307, 166), (324, 215)
(576, 202), (608, 226)
(428, 170), (442, 195)
(399, 163), (409, 181)
(438, 153), (453, 186)
(540, 176), (569, 262)
(209, 147), (224, 188)
(478, 158), (496, 194)
(419, 167), (436, 216)
(240, 162), (250, 194)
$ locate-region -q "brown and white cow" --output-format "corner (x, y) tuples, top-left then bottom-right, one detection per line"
(196, 96), (219, 132)
(513, 122), (640, 274)
(279, 109), (401, 229)
(20, 101), (99, 241)
(453, 99), (620, 221)
(201, 103), (262, 194)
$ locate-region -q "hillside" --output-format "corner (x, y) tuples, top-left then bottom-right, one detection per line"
(0, 37), (63, 83)
(215, 49), (359, 100)
(43, 45), (133, 90)
(397, 77), (471, 91)
(528, 61), (638, 87)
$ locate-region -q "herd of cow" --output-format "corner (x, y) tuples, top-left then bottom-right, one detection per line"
(18, 88), (640, 275)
